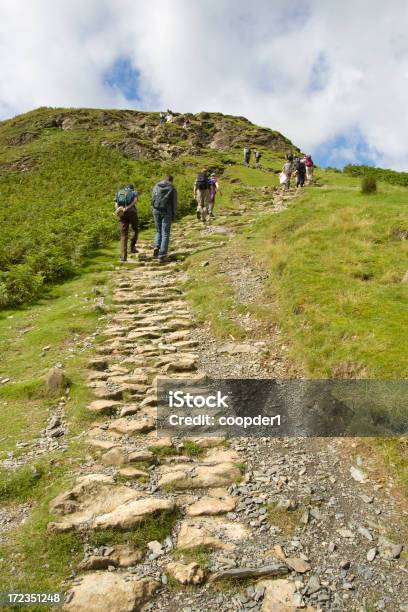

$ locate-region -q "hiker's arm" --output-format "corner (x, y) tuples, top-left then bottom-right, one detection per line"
(125, 194), (137, 211)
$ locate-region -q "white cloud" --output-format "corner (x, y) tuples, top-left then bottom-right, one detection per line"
(0, 0), (407, 169)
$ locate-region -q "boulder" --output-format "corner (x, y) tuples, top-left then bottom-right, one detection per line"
(118, 467), (149, 479)
(259, 578), (297, 612)
(47, 474), (143, 532)
(109, 416), (155, 435)
(64, 574), (158, 612)
(158, 462), (241, 489)
(92, 497), (175, 530)
(186, 490), (237, 516)
(101, 447), (128, 466)
(177, 517), (249, 551)
(46, 367), (68, 393)
(166, 561), (204, 585)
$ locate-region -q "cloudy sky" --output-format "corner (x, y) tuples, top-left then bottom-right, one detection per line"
(0, 0), (407, 169)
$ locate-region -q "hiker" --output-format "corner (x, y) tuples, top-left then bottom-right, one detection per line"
(194, 169), (211, 222)
(159, 112), (166, 125)
(294, 156), (306, 188)
(254, 150), (262, 168)
(304, 154), (314, 184)
(281, 154), (293, 191)
(151, 175), (178, 264)
(114, 184), (139, 262)
(208, 172), (219, 218)
(243, 147), (251, 166)
(165, 109), (174, 123)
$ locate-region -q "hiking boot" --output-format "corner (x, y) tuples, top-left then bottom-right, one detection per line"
(153, 246), (160, 258)
(120, 257), (127, 262)
(130, 247), (138, 254)
(158, 255), (168, 264)
(209, 212), (216, 219)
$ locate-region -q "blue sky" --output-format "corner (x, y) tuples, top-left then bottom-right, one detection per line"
(1, 0), (408, 170)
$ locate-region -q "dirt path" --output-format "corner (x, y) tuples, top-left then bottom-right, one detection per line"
(51, 191), (407, 612)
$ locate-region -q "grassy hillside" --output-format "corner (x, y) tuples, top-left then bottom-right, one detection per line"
(0, 106), (295, 308)
(240, 170), (408, 378)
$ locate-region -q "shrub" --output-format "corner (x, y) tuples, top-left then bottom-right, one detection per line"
(361, 176), (377, 194)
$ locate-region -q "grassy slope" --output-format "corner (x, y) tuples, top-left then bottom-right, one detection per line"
(241, 170), (408, 378)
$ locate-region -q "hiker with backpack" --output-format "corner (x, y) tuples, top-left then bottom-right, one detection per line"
(254, 150), (262, 168)
(208, 172), (219, 219)
(243, 147), (251, 166)
(159, 112), (166, 125)
(304, 154), (314, 184)
(294, 157), (306, 188)
(194, 169), (211, 222)
(281, 153), (293, 192)
(151, 175), (178, 264)
(114, 184), (139, 262)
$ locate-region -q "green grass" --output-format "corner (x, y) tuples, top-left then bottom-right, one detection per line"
(173, 545), (211, 568)
(184, 250), (246, 339)
(181, 440), (205, 458)
(267, 502), (302, 535)
(238, 173), (408, 378)
(0, 244), (118, 452)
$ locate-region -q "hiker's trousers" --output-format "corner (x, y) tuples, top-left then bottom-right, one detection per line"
(153, 208), (173, 257)
(196, 189), (210, 221)
(306, 166), (314, 183)
(119, 208), (138, 260)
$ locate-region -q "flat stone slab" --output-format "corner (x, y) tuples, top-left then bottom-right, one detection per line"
(158, 462), (241, 489)
(88, 400), (122, 415)
(166, 561), (204, 585)
(47, 474), (143, 533)
(109, 416), (155, 435)
(92, 496), (175, 530)
(186, 489), (237, 516)
(177, 517), (249, 551)
(217, 342), (259, 355)
(64, 574), (158, 612)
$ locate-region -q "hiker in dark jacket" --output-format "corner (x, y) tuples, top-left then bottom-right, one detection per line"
(152, 175), (178, 263)
(243, 147), (251, 166)
(114, 184), (139, 262)
(294, 157), (306, 188)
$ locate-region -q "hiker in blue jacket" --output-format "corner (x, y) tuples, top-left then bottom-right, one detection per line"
(151, 175), (178, 263)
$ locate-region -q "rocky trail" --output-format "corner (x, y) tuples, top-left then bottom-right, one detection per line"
(3, 189), (407, 611)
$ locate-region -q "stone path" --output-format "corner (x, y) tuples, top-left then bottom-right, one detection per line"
(52, 189), (407, 612)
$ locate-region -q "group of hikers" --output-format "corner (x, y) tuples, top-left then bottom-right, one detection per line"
(114, 169), (220, 263)
(114, 150), (314, 263)
(243, 147), (262, 168)
(281, 152), (314, 191)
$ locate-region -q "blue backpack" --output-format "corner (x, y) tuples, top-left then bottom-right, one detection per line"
(115, 188), (137, 209)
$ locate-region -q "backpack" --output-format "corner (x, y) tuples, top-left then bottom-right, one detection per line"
(152, 182), (174, 211)
(196, 172), (210, 190)
(115, 188), (134, 207)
